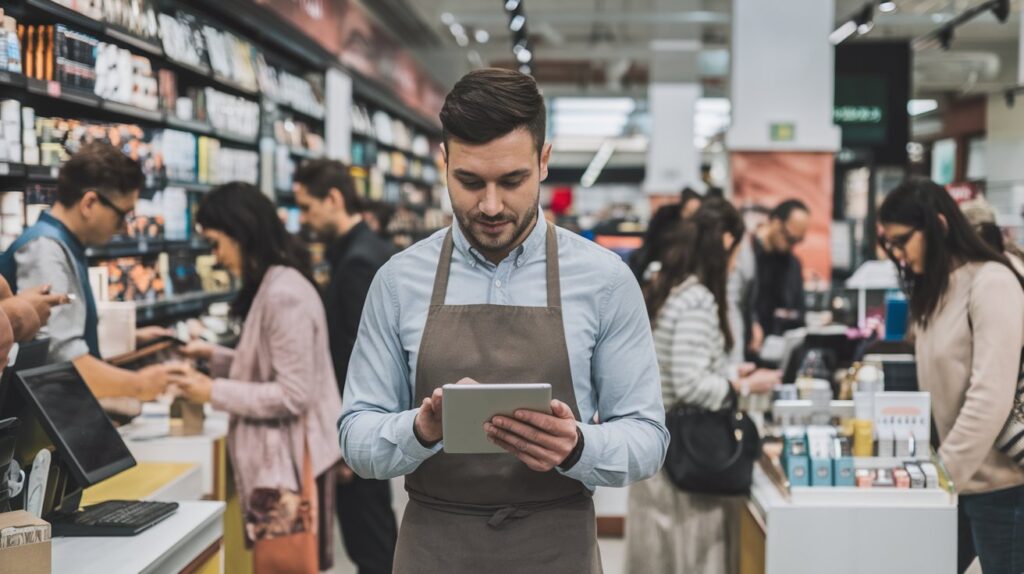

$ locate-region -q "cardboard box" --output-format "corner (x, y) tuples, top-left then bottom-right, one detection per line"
(0, 511), (51, 574)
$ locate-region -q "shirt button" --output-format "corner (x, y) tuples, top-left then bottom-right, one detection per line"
(495, 280), (502, 288)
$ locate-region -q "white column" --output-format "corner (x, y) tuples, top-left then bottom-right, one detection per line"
(325, 67), (353, 163)
(643, 41), (701, 195)
(726, 0), (840, 152)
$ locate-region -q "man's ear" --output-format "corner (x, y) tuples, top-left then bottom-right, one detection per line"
(329, 187), (347, 214)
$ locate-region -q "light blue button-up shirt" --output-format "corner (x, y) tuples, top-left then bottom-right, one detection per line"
(338, 218), (668, 490)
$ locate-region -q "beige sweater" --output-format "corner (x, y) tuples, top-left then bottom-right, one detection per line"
(915, 262), (1024, 494)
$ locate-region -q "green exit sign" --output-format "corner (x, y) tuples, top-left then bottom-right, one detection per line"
(770, 122), (796, 142)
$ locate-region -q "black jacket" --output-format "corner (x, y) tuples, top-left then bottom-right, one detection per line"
(324, 221), (397, 395)
(751, 236), (805, 337)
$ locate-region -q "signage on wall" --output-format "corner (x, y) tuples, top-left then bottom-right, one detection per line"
(770, 123), (796, 142)
(834, 75), (887, 144)
(946, 182), (981, 204)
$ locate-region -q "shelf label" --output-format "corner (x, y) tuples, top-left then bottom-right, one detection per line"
(47, 81), (61, 98)
(0, 163), (9, 176)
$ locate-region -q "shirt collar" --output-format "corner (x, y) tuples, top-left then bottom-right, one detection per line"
(451, 214), (548, 269)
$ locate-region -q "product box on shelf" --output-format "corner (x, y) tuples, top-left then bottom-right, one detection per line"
(159, 10), (208, 69)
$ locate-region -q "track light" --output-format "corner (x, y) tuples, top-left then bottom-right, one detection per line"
(516, 48), (533, 64)
(504, 0), (521, 12)
(991, 0), (1009, 23)
(829, 21), (858, 45)
(830, 2), (875, 45)
(938, 26), (953, 50)
(879, 1), (896, 13)
(509, 14), (526, 32)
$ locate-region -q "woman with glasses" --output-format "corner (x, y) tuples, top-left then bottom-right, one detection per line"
(169, 182), (342, 571)
(625, 198), (780, 574)
(878, 178), (1024, 574)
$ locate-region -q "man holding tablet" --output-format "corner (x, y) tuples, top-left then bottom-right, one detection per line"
(338, 68), (668, 572)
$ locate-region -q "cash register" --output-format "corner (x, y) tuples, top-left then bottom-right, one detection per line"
(0, 360), (178, 536)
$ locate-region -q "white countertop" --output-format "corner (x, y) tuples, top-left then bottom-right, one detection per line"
(52, 501), (225, 574)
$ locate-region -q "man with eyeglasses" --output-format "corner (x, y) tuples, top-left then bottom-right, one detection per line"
(747, 199), (811, 356)
(0, 142), (174, 400)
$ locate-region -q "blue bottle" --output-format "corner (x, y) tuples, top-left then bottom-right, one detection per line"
(884, 289), (909, 341)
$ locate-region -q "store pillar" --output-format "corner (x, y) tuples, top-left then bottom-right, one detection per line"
(727, 0), (841, 281)
(643, 40), (701, 211)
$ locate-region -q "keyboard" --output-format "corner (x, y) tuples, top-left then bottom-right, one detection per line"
(51, 500), (179, 537)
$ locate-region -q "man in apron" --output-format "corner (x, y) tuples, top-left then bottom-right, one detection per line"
(339, 68), (668, 572)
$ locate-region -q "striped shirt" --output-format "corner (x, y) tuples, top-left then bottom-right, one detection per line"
(653, 276), (732, 410)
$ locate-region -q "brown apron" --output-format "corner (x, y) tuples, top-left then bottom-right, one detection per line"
(393, 224), (602, 574)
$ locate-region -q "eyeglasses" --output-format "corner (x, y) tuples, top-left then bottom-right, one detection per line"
(91, 191), (133, 226)
(878, 228), (919, 254)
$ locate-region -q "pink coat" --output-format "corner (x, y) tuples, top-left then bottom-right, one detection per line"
(208, 266), (343, 514)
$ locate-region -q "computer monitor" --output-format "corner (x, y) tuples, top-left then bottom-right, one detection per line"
(12, 363), (136, 487)
(0, 338), (50, 407)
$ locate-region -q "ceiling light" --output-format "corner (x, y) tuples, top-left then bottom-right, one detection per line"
(829, 21), (858, 45)
(858, 20), (874, 34)
(855, 4), (874, 35)
(449, 23), (465, 36)
(581, 140), (617, 188)
(474, 29), (490, 43)
(516, 48), (533, 64)
(505, 0), (521, 12)
(509, 15), (526, 32)
(991, 0), (1009, 23)
(879, 1), (896, 13)
(455, 33), (470, 47)
(440, 12), (455, 25)
(518, 64), (532, 75)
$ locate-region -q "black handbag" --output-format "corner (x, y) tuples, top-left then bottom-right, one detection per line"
(664, 395), (761, 495)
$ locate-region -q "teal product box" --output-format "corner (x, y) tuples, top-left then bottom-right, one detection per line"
(811, 458), (833, 487)
(833, 456), (855, 487)
(782, 433), (810, 487)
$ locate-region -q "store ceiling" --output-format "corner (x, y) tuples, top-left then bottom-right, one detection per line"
(388, 0), (1023, 97)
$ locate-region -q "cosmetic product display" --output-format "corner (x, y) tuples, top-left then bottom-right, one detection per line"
(204, 88), (259, 139)
(102, 0), (160, 44)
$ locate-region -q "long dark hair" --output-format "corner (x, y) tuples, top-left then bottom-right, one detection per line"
(645, 197), (745, 351)
(196, 182), (314, 319)
(878, 177), (1024, 326)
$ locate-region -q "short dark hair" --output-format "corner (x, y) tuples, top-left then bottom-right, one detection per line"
(770, 199), (809, 222)
(293, 159), (363, 213)
(440, 68), (546, 154)
(57, 142), (144, 207)
(680, 187), (702, 205)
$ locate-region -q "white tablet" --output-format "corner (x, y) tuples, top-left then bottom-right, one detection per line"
(441, 383), (552, 454)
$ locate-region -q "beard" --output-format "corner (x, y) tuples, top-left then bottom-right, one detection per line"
(455, 200), (539, 259)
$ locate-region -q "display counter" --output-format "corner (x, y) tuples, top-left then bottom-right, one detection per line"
(741, 459), (957, 574)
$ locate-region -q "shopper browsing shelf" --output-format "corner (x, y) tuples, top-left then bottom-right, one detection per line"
(625, 198), (780, 574)
(879, 178), (1024, 574)
(170, 183), (342, 571)
(338, 68), (667, 573)
(0, 142), (175, 400)
(748, 199), (810, 354)
(292, 159), (399, 574)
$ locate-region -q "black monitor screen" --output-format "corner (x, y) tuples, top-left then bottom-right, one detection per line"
(14, 364), (135, 486)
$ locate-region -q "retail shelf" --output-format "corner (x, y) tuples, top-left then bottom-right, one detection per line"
(352, 133), (435, 163)
(166, 58), (212, 78)
(211, 74), (259, 98)
(26, 78), (101, 107)
(287, 147), (324, 161)
(269, 100), (325, 123)
(27, 0), (104, 34)
(165, 180), (214, 193)
(101, 100), (164, 123)
(86, 239), (211, 260)
(135, 290), (237, 325)
(0, 71), (27, 89)
(165, 115), (213, 135)
(212, 129), (259, 147)
(104, 26), (163, 57)
(0, 162), (27, 178)
(26, 165), (60, 182)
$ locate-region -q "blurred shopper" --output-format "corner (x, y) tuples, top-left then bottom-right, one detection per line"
(626, 198), (780, 574)
(879, 178), (1024, 574)
(0, 142), (173, 400)
(172, 183), (343, 573)
(727, 229), (758, 367)
(629, 187), (704, 283)
(293, 159), (398, 574)
(961, 197), (1024, 274)
(748, 199), (810, 355)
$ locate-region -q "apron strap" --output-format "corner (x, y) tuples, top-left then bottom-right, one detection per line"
(430, 222), (562, 308)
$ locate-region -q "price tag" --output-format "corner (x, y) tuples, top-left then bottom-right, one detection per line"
(47, 81), (61, 98)
(0, 163), (9, 176)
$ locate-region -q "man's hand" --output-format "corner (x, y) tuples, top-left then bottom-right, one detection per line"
(136, 326), (174, 345)
(134, 363), (180, 401)
(413, 377), (479, 447)
(18, 284), (70, 327)
(178, 339), (215, 361)
(485, 400), (579, 472)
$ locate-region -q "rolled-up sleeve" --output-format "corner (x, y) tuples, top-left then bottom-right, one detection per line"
(558, 264), (668, 488)
(338, 264), (440, 480)
(15, 238), (89, 362)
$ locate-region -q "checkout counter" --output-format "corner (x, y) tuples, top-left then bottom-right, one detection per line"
(0, 338), (238, 574)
